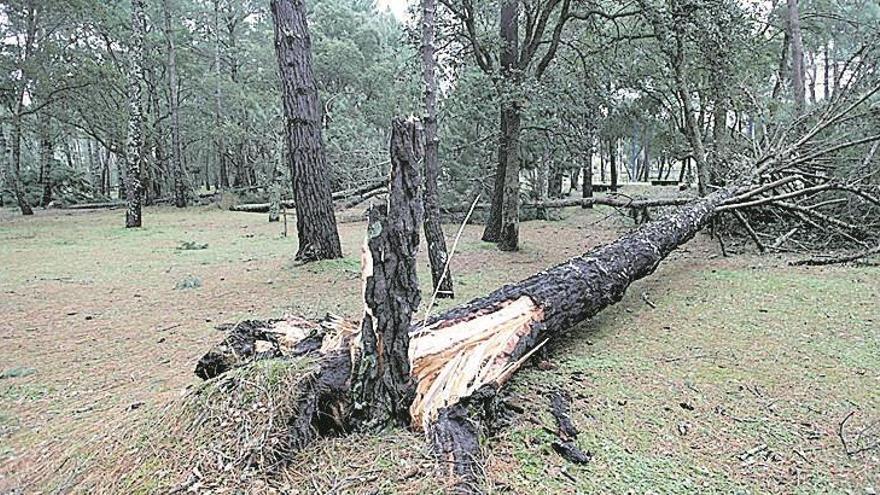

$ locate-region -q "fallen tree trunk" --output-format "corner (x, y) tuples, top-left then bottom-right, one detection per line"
(228, 181), (386, 213)
(197, 184), (738, 486)
(57, 200), (127, 210)
(421, 186), (735, 483)
(229, 200), (295, 213)
(442, 194), (694, 214)
(336, 185), (386, 210)
(332, 180), (386, 201)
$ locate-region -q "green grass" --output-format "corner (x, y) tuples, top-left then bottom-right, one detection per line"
(490, 263), (880, 494)
(0, 383), (53, 402)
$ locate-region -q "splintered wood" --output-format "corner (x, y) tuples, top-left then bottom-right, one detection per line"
(255, 315), (356, 355)
(262, 318), (315, 350)
(408, 296), (545, 430)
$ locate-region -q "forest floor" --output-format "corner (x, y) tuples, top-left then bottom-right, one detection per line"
(0, 196), (878, 494)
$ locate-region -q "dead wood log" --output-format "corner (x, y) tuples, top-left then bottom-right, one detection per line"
(442, 195), (694, 214)
(548, 390), (592, 464)
(228, 200), (296, 213)
(336, 185), (387, 210)
(791, 243), (880, 266)
(227, 181), (386, 213)
(331, 180), (386, 201)
(195, 186), (736, 486)
(420, 187), (735, 481)
(57, 200), (127, 210)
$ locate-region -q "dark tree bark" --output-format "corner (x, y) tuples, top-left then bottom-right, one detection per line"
(39, 112), (53, 207)
(548, 166), (563, 198)
(0, 127), (33, 215)
(270, 0), (343, 262)
(642, 139), (652, 182)
(609, 139), (619, 191)
(421, 0), (455, 299)
(7, 4), (35, 216)
(423, 187), (734, 481)
(268, 159), (282, 223)
(9, 114), (33, 216)
(214, 0), (229, 190)
(163, 0), (188, 208)
(581, 155), (593, 209)
(497, 0), (521, 252)
(350, 118), (424, 428)
(786, 0), (806, 114)
(823, 42), (830, 101)
(124, 0), (146, 228)
(678, 157), (689, 185)
(147, 72), (166, 203)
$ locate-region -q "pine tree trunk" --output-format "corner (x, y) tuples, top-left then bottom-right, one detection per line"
(124, 0), (146, 228)
(163, 0), (188, 208)
(548, 165), (563, 199)
(0, 127), (33, 216)
(497, 0), (521, 252)
(425, 190), (734, 481)
(270, 0), (343, 262)
(787, 0), (806, 114)
(214, 0), (228, 190)
(39, 112), (53, 207)
(609, 139), (618, 191)
(268, 157), (282, 223)
(823, 42), (830, 101)
(535, 154), (549, 220)
(9, 112), (33, 215)
(581, 153), (593, 209)
(421, 0), (454, 299)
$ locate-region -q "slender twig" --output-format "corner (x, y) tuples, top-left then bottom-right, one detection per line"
(421, 194), (481, 327)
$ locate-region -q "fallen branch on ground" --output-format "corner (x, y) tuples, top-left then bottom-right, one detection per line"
(228, 180), (386, 213)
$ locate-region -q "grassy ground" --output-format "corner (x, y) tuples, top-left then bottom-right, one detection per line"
(0, 202), (877, 494)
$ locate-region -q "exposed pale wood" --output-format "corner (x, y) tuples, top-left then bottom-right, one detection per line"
(409, 296), (543, 428)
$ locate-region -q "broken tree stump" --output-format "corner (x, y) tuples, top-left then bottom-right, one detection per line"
(350, 117), (424, 428)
